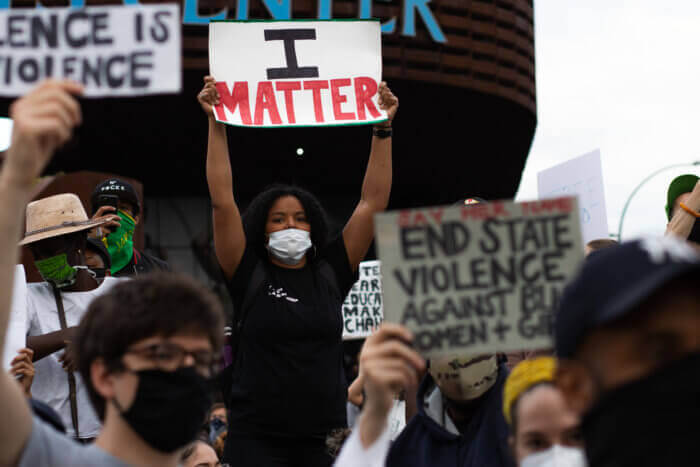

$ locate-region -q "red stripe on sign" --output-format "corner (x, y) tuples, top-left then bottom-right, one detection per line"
(354, 77), (381, 120)
(330, 79), (355, 121)
(276, 81), (302, 124)
(254, 81), (283, 125)
(215, 81), (252, 125)
(303, 80), (329, 123)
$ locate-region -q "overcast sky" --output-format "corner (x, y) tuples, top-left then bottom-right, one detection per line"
(516, 0), (700, 240)
(2, 1), (699, 240)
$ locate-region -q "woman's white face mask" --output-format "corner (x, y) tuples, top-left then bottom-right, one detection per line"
(521, 445), (587, 467)
(266, 228), (312, 265)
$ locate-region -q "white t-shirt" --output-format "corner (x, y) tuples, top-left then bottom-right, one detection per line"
(26, 277), (121, 439)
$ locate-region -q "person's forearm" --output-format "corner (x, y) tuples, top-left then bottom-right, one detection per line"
(0, 174), (33, 358)
(348, 374), (365, 407)
(358, 403), (389, 449)
(27, 328), (76, 361)
(666, 183), (700, 239)
(206, 116), (235, 209)
(360, 133), (392, 211)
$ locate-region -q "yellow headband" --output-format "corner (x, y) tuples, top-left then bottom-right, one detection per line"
(503, 357), (557, 425)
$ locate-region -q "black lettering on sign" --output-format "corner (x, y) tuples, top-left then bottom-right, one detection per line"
(31, 15), (58, 47)
(151, 11), (171, 43)
(64, 11), (89, 48)
(264, 29), (319, 79)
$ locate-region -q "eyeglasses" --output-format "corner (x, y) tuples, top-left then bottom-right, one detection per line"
(124, 342), (220, 378)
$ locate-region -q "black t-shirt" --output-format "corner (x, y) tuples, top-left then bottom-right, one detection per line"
(226, 235), (358, 437)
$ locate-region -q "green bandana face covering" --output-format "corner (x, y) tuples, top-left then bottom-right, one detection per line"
(105, 210), (136, 274)
(35, 253), (80, 289)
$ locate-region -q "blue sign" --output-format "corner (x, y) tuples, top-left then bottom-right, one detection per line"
(0, 0), (446, 43)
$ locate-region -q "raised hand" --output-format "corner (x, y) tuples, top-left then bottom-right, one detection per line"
(377, 82), (399, 125)
(197, 75), (221, 118)
(89, 205), (122, 238)
(9, 348), (35, 397)
(4, 80), (83, 187)
(360, 323), (424, 419)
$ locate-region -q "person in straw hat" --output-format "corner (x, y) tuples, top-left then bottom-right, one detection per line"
(21, 191), (121, 442)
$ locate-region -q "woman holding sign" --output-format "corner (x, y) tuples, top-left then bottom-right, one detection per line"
(197, 76), (398, 467)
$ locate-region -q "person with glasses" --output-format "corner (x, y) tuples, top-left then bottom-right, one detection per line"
(0, 81), (225, 467)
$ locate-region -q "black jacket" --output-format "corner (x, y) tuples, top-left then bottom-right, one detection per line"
(113, 249), (169, 277)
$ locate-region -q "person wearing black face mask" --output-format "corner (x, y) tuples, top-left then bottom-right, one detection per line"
(554, 236), (700, 467)
(0, 80), (226, 467)
(665, 174), (700, 246)
(85, 237), (113, 283)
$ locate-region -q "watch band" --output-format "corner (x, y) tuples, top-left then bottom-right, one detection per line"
(373, 127), (392, 139)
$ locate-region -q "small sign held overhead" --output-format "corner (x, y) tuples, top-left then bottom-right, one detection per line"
(209, 20), (388, 127)
(537, 150), (610, 244)
(0, 5), (181, 97)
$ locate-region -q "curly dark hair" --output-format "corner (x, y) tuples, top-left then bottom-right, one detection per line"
(242, 184), (330, 261)
(74, 273), (225, 420)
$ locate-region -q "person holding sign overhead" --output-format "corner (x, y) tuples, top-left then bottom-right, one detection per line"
(197, 75), (398, 467)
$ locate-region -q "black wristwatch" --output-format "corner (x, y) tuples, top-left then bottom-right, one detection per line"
(373, 126), (393, 139)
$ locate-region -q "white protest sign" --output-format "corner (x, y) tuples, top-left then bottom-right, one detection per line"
(209, 20), (388, 127)
(375, 198), (584, 358)
(3, 265), (27, 371)
(537, 150), (609, 244)
(0, 5), (181, 97)
(342, 260), (383, 340)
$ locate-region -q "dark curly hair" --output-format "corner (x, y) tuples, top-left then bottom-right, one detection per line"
(74, 273), (225, 420)
(242, 184), (330, 261)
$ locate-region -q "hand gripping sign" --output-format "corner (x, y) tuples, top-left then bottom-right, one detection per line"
(0, 5), (181, 97)
(375, 198), (584, 358)
(209, 20), (388, 128)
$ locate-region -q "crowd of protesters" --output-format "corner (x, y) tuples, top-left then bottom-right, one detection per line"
(0, 78), (697, 467)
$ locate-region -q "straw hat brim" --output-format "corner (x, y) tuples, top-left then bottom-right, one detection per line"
(19, 218), (109, 246)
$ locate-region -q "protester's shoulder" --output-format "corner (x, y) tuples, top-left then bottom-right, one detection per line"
(228, 242), (263, 296)
(136, 249), (170, 272)
(318, 234), (358, 295)
(19, 416), (128, 467)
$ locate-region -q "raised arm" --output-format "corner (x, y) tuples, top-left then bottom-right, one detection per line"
(26, 327), (76, 362)
(665, 179), (700, 240)
(198, 76), (246, 280)
(0, 80), (83, 465)
(343, 83), (399, 271)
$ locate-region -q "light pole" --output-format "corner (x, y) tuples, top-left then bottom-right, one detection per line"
(617, 161), (700, 241)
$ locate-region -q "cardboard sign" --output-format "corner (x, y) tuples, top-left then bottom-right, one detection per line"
(375, 198), (584, 357)
(342, 260), (383, 340)
(3, 266), (27, 371)
(209, 20), (388, 127)
(537, 150), (609, 244)
(0, 5), (181, 97)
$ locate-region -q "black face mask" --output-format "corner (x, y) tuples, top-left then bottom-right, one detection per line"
(582, 351), (700, 467)
(687, 218), (700, 244)
(114, 367), (212, 453)
(89, 268), (107, 281)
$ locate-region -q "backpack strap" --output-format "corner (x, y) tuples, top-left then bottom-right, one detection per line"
(219, 260), (267, 405)
(51, 286), (80, 439)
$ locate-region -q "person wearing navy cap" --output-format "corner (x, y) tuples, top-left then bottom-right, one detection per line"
(90, 178), (169, 277)
(554, 236), (700, 467)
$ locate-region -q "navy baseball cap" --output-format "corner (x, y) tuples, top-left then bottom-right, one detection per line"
(555, 236), (700, 358)
(91, 178), (141, 216)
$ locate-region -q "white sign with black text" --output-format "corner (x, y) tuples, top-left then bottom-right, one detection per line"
(0, 4), (181, 97)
